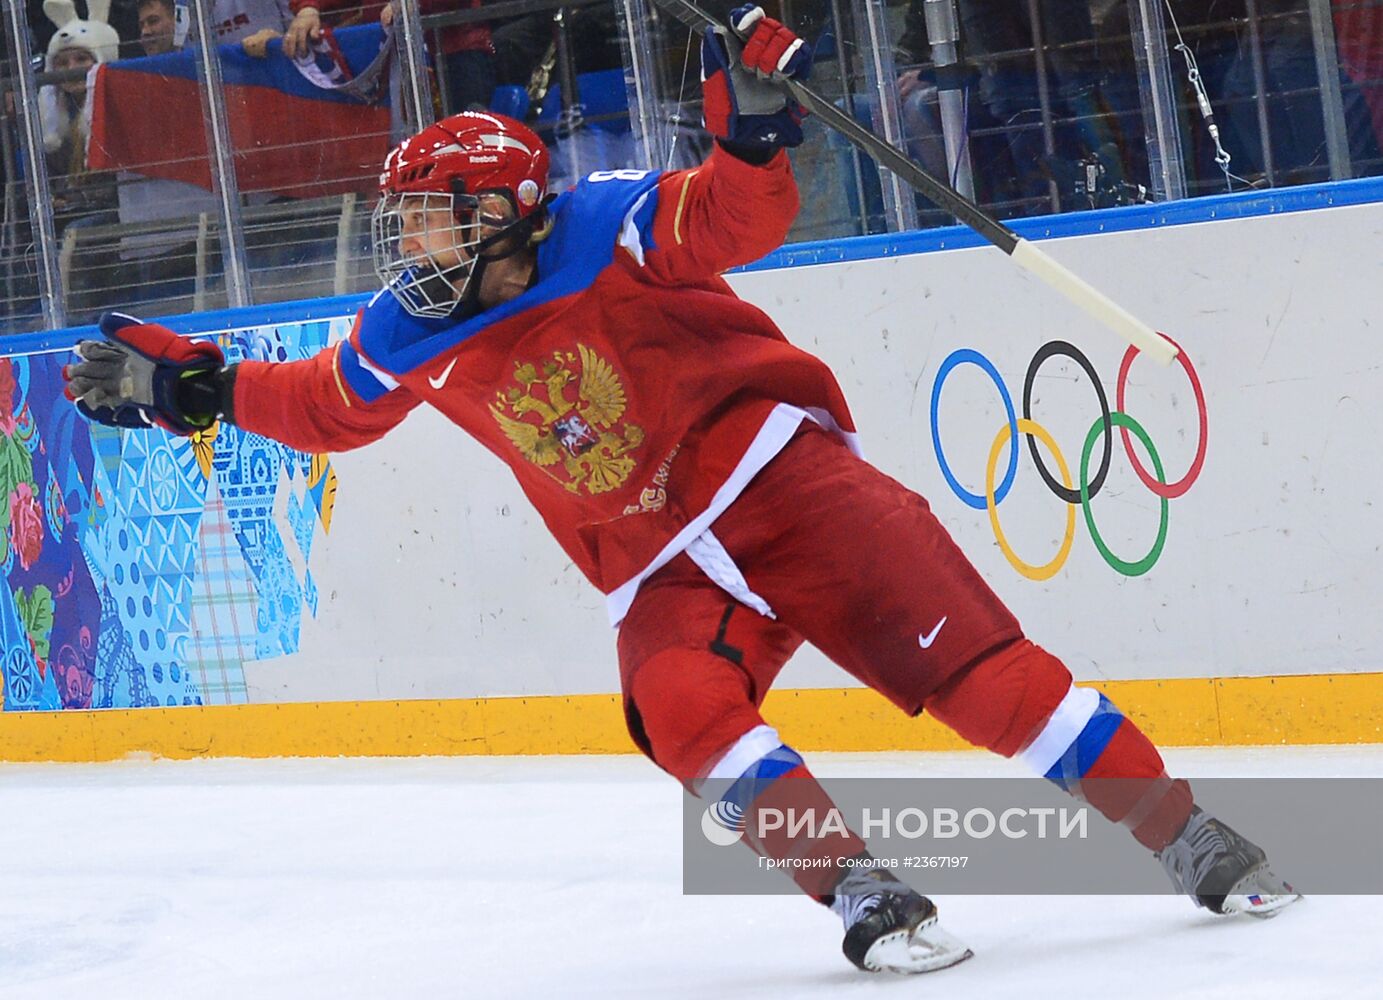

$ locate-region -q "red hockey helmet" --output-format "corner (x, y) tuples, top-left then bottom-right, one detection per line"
(372, 112), (551, 318)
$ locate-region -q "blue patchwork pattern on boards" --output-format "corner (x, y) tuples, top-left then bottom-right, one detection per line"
(89, 581), (201, 708)
(92, 429), (207, 707)
(213, 425), (284, 580)
(253, 527), (304, 659)
(287, 490), (315, 563)
(0, 318), (345, 713)
(210, 320), (337, 661)
(186, 479), (256, 705)
(92, 583), (150, 708)
(303, 570), (318, 619)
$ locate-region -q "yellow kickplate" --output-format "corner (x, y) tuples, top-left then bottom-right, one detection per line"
(0, 674), (1379, 762)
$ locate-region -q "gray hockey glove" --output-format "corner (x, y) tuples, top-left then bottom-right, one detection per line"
(63, 312), (235, 435)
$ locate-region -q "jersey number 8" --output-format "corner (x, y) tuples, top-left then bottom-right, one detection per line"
(588, 169), (651, 183)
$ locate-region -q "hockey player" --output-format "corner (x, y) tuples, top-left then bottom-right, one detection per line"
(64, 6), (1298, 975)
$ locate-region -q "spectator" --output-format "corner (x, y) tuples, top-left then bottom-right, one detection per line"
(491, 9), (551, 92)
(39, 0), (120, 228)
(28, 0), (146, 57)
(491, 6), (624, 107)
(205, 0), (292, 50)
(283, 0), (495, 113)
(480, 6), (632, 188)
(1215, 0), (1381, 183)
(126, 0), (290, 57)
(136, 0), (176, 54)
(895, 0), (1142, 214)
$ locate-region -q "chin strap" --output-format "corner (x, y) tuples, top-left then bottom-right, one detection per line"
(450, 195), (557, 317)
(473, 193), (558, 262)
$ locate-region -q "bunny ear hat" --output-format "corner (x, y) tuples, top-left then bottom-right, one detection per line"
(43, 0), (122, 70)
(40, 0), (119, 153)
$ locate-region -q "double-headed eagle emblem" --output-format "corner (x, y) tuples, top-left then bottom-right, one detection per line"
(489, 344), (645, 494)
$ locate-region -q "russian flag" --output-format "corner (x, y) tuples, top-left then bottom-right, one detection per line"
(87, 25), (394, 199)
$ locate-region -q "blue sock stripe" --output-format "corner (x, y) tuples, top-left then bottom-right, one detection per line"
(1044, 694), (1125, 791)
(722, 745), (804, 813)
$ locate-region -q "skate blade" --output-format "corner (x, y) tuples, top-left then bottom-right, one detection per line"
(862, 914), (974, 974)
(1221, 865), (1303, 919)
(1222, 890), (1303, 919)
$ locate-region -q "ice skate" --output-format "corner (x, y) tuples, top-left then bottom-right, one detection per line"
(1157, 807), (1301, 919)
(831, 866), (973, 973)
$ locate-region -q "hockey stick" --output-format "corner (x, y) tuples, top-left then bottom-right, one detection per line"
(651, 0), (1179, 366)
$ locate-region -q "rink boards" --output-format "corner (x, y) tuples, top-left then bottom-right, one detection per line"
(1, 175), (1381, 758)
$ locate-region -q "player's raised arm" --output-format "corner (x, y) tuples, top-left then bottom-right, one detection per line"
(64, 311), (419, 453)
(640, 5), (812, 281)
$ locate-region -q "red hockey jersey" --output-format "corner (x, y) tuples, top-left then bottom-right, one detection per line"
(232, 146), (858, 624)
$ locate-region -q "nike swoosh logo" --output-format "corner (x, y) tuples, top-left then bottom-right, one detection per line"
(428, 357), (458, 390)
(918, 616), (948, 649)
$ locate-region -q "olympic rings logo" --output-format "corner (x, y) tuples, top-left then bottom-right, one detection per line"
(929, 337), (1208, 580)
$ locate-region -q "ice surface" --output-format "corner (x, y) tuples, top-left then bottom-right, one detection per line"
(2, 746), (1379, 999)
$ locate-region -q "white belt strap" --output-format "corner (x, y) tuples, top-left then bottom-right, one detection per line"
(685, 529), (776, 619)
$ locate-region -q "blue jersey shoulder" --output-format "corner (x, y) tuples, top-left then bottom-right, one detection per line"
(351, 285), (450, 375)
(539, 168), (663, 277)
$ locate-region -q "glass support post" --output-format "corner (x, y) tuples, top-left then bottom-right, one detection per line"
(619, 0), (675, 171)
(1305, 0), (1353, 180)
(554, 8), (584, 180)
(1023, 0), (1061, 212)
(432, 25), (452, 115)
(4, 0), (66, 327)
(1243, 0), (1278, 185)
(190, 0), (250, 308)
(855, 0), (920, 230)
(829, 0), (872, 233)
(396, 0), (436, 133)
(923, 0), (976, 202)
(1128, 0), (1188, 200)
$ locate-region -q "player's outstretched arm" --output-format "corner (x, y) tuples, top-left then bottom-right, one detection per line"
(641, 5), (811, 281)
(64, 311), (419, 453)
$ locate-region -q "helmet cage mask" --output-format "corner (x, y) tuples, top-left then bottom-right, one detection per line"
(372, 112), (549, 318)
(371, 188), (519, 319)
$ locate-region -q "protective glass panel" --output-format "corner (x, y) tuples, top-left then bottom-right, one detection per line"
(2, 0), (1380, 331)
(617, 0), (891, 240)
(882, 0), (1383, 227)
(885, 0), (1154, 225)
(47, 0), (225, 324)
(218, 0), (637, 305)
(214, 0), (393, 307)
(1, 17), (51, 333)
(477, 0), (636, 192)
(1132, 0), (1383, 192)
(1156, 0), (1334, 194)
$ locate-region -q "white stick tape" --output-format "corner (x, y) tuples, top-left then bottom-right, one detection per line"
(1010, 239), (1179, 366)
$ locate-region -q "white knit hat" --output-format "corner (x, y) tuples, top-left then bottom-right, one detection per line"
(43, 0), (121, 71)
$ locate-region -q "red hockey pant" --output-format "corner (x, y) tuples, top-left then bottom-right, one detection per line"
(617, 425), (1192, 876)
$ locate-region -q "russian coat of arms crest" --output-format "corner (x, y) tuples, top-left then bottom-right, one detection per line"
(489, 344), (645, 494)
